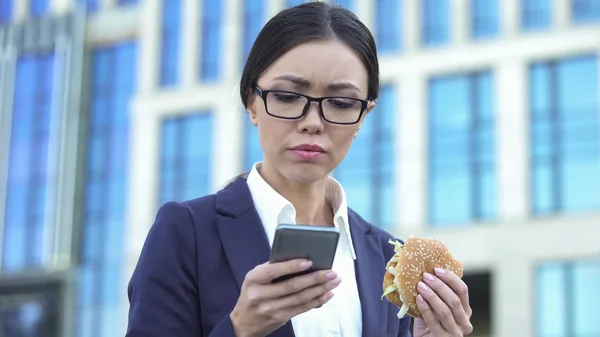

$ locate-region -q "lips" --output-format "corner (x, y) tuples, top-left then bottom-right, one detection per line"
(289, 144), (326, 161)
(290, 144), (326, 152)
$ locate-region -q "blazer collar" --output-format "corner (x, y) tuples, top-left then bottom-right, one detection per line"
(348, 210), (388, 337)
(215, 178), (295, 337)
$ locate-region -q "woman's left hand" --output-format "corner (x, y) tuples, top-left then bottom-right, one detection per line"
(412, 268), (473, 337)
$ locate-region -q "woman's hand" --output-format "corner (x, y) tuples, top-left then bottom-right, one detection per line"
(230, 259), (341, 337)
(412, 268), (473, 337)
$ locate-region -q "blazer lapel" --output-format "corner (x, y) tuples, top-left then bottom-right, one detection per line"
(349, 212), (388, 337)
(215, 178), (295, 337)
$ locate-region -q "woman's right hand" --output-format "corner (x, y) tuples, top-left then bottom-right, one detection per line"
(229, 259), (341, 337)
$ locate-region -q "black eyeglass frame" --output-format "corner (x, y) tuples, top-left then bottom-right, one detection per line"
(254, 86), (370, 125)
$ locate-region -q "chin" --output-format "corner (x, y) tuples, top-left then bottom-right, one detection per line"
(282, 165), (330, 184)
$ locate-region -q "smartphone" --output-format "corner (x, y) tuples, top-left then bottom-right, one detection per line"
(269, 224), (340, 283)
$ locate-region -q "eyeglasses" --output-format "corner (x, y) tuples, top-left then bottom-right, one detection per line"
(254, 86), (370, 125)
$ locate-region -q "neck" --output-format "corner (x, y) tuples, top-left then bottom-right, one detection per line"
(258, 163), (334, 226)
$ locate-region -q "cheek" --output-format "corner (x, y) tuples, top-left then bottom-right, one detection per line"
(331, 130), (357, 160)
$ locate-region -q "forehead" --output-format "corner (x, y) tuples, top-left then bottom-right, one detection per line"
(259, 40), (369, 92)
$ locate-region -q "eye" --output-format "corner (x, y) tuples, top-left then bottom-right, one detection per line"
(272, 92), (302, 103)
(326, 98), (359, 109)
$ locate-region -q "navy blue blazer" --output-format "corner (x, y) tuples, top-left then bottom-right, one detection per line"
(126, 178), (413, 337)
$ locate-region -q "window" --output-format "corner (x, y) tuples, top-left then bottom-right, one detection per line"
(0, 0), (12, 23)
(536, 258), (600, 337)
(530, 55), (600, 214)
(243, 117), (262, 170)
(2, 53), (56, 273)
(375, 0), (401, 52)
(242, 0), (265, 65)
(332, 0), (353, 9)
(30, 0), (48, 17)
(78, 41), (137, 337)
(470, 0), (499, 39)
(160, 0), (181, 87)
(200, 1), (222, 81)
(521, 0), (552, 31)
(335, 85), (397, 229)
(76, 0), (99, 13)
(572, 0), (600, 23)
(428, 71), (496, 226)
(160, 113), (212, 205)
(118, 0), (138, 5)
(285, 0), (307, 8)
(422, 0), (450, 46)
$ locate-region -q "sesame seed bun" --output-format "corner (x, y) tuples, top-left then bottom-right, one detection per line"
(381, 235), (463, 319)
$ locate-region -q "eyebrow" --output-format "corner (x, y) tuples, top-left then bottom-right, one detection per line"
(272, 75), (361, 92)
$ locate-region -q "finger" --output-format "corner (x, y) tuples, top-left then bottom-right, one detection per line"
(434, 268), (472, 318)
(273, 276), (341, 310)
(287, 289), (335, 317)
(417, 281), (461, 335)
(248, 259), (313, 284)
(423, 272), (472, 333)
(269, 270), (338, 299)
(416, 294), (445, 335)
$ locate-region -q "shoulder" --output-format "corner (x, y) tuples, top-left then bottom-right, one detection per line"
(347, 207), (404, 255)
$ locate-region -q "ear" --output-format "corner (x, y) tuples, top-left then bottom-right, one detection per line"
(354, 100), (376, 138)
(246, 90), (259, 126)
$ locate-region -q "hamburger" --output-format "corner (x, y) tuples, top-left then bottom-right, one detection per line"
(381, 235), (463, 319)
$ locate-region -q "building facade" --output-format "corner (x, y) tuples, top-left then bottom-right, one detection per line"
(0, 0), (599, 336)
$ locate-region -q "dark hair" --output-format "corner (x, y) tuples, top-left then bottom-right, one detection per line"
(239, 1), (380, 107)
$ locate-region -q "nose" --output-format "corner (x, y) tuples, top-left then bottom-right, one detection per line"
(297, 101), (325, 134)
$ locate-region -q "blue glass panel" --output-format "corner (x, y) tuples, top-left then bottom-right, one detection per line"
(572, 0), (600, 23)
(536, 263), (568, 336)
(285, 0), (306, 8)
(335, 85), (396, 229)
(242, 0), (265, 64)
(76, 0), (99, 13)
(3, 53), (56, 273)
(471, 0), (499, 39)
(422, 0), (450, 46)
(521, 0), (552, 31)
(0, 0), (12, 22)
(530, 55), (600, 214)
(160, 0), (181, 86)
(201, 0), (222, 81)
(118, 0), (138, 5)
(332, 0), (353, 9)
(375, 0), (401, 52)
(429, 72), (496, 226)
(572, 259), (600, 335)
(79, 41), (137, 337)
(30, 0), (48, 17)
(160, 113), (213, 205)
(244, 116), (262, 170)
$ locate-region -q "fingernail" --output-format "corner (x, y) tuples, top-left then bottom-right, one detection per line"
(417, 294), (424, 304)
(300, 261), (312, 270)
(418, 282), (429, 292)
(435, 268), (446, 276)
(326, 271), (337, 279)
(330, 277), (341, 286)
(423, 272), (435, 282)
(327, 292), (334, 299)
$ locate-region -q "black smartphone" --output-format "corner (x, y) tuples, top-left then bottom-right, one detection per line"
(269, 224), (340, 283)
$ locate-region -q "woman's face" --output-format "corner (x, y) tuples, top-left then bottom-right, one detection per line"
(246, 40), (375, 184)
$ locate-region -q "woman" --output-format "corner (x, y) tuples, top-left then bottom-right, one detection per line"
(126, 2), (473, 337)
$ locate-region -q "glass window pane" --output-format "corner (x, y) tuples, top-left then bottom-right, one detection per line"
(422, 0), (450, 46)
(471, 0), (499, 39)
(375, 0), (401, 52)
(521, 0), (552, 31)
(242, 0), (265, 64)
(572, 0), (600, 24)
(536, 263), (568, 336)
(160, 0), (181, 86)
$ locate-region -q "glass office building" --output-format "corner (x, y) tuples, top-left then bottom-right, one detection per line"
(0, 0), (599, 336)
